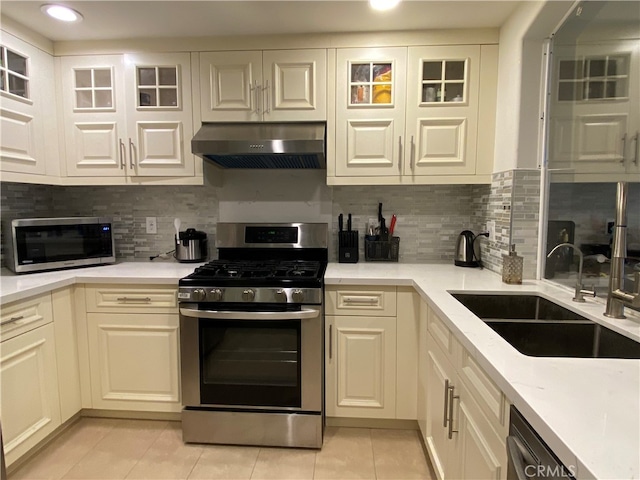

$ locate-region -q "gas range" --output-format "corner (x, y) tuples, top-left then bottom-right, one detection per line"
(178, 222), (328, 449)
(178, 223), (328, 304)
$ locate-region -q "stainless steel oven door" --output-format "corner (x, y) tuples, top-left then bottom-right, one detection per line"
(179, 303), (323, 412)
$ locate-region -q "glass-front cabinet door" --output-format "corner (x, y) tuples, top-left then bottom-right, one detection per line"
(405, 45), (480, 176)
(335, 47), (407, 177)
(549, 41), (640, 178)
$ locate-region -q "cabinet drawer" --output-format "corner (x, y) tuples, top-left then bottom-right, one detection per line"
(325, 286), (396, 316)
(1, 293), (53, 342)
(458, 347), (507, 432)
(427, 306), (458, 361)
(85, 285), (178, 313)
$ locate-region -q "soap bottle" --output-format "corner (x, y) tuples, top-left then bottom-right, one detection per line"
(502, 244), (523, 284)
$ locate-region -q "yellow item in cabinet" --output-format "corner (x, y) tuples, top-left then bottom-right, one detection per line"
(373, 69), (392, 104)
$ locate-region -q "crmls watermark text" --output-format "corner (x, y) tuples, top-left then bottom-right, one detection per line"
(525, 464), (578, 478)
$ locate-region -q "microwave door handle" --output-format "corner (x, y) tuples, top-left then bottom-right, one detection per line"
(506, 436), (536, 480)
(179, 307), (321, 321)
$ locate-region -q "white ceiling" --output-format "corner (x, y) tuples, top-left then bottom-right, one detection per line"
(0, 1), (523, 42)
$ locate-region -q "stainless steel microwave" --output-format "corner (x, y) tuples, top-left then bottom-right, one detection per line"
(4, 217), (116, 274)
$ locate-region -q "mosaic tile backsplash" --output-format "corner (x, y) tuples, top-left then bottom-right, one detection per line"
(1, 178), (495, 266)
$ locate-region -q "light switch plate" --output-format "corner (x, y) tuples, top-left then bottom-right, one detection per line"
(146, 217), (157, 234)
(486, 220), (496, 240)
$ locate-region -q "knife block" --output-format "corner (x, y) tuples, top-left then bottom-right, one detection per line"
(338, 231), (359, 263)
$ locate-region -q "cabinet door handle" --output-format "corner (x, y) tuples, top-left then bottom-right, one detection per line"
(398, 136), (403, 172)
(1, 315), (24, 326)
(116, 296), (152, 303)
(447, 383), (459, 439)
(620, 133), (627, 164)
(633, 132), (639, 166)
(410, 135), (415, 171)
(119, 139), (126, 169)
(128, 138), (136, 169)
(329, 324), (333, 359)
(443, 378), (450, 427)
(264, 80), (271, 114)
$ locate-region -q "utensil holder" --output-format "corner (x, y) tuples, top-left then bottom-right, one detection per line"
(339, 231), (359, 263)
(365, 236), (400, 262)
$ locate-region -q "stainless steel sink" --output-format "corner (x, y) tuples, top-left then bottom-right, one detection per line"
(451, 293), (640, 359)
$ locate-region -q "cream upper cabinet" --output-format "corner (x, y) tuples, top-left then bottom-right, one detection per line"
(200, 49), (327, 122)
(335, 47), (408, 177)
(330, 44), (496, 185)
(549, 41), (640, 180)
(405, 45), (480, 176)
(0, 30), (58, 179)
(59, 52), (196, 181)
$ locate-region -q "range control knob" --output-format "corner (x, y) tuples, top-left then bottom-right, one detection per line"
(242, 289), (256, 302)
(192, 288), (206, 301)
(274, 289), (287, 302)
(292, 289), (305, 303)
(209, 288), (223, 301)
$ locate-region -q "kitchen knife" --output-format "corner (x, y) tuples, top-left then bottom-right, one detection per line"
(338, 214), (343, 232)
(347, 213), (352, 232)
(378, 203), (383, 222)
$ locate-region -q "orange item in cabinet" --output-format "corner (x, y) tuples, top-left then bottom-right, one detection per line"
(372, 69), (392, 104)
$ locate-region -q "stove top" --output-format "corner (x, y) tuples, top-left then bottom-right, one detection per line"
(180, 259), (325, 288)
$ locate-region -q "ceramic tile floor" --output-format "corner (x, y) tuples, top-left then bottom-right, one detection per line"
(9, 418), (436, 480)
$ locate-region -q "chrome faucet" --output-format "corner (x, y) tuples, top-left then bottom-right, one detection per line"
(605, 182), (640, 319)
(547, 243), (596, 303)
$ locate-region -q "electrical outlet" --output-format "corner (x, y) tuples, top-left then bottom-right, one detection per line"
(486, 220), (496, 241)
(606, 219), (615, 235)
(146, 217), (157, 234)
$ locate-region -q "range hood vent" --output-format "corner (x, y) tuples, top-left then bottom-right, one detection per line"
(192, 122), (326, 169)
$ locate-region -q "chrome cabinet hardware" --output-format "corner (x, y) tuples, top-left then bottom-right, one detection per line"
(443, 378), (451, 427)
(633, 132), (639, 165)
(447, 383), (459, 439)
(398, 136), (403, 171)
(410, 135), (415, 170)
(620, 133), (627, 164)
(119, 139), (126, 169)
(128, 138), (136, 169)
(1, 315), (24, 326)
(264, 80), (271, 114)
(116, 296), (152, 303)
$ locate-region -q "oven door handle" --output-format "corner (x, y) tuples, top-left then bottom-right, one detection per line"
(179, 307), (321, 320)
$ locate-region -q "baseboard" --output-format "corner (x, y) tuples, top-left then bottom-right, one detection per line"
(325, 417), (418, 430)
(81, 409), (181, 422)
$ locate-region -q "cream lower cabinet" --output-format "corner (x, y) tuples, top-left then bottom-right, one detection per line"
(83, 284), (181, 412)
(325, 285), (418, 420)
(421, 300), (508, 480)
(0, 294), (61, 468)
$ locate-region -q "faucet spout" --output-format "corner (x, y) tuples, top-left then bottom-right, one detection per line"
(547, 242), (595, 303)
(605, 182), (638, 319)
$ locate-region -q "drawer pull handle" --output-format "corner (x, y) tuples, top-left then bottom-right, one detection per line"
(116, 297), (152, 303)
(1, 315), (24, 326)
(447, 383), (459, 439)
(343, 296), (378, 305)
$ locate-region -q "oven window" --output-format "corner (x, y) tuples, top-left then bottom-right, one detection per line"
(199, 320), (302, 407)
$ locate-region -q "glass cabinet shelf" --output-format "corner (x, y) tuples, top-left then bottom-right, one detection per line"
(0, 46), (29, 99)
(137, 65), (179, 108)
(420, 59), (467, 104)
(557, 54), (629, 101)
(349, 61), (393, 106)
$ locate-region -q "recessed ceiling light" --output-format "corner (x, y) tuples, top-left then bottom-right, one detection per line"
(41, 4), (83, 22)
(369, 0), (402, 11)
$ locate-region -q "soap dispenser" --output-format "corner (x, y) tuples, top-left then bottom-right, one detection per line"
(502, 244), (523, 284)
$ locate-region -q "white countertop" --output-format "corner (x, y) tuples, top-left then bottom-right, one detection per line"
(2, 261), (639, 479)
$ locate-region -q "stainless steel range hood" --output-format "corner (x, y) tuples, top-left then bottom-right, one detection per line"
(191, 122), (326, 169)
